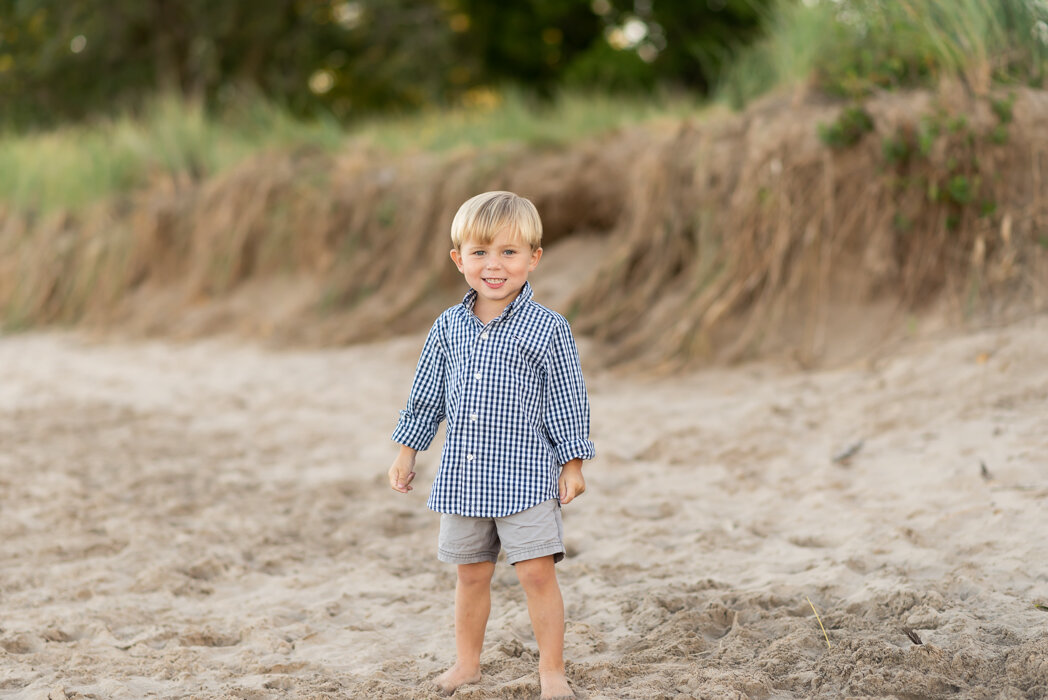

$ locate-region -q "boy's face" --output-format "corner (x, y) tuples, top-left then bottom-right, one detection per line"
(450, 227), (542, 311)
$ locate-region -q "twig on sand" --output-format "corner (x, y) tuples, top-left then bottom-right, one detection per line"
(903, 627), (924, 645)
(1035, 603), (1048, 612)
(832, 440), (864, 466)
(806, 596), (832, 650)
(980, 460), (993, 481)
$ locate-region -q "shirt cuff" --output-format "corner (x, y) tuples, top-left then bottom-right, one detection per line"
(391, 411), (438, 451)
(554, 439), (596, 466)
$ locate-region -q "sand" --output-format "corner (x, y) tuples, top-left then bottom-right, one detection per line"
(2, 311), (1047, 699)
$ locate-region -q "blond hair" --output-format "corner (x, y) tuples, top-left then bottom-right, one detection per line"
(450, 191), (542, 250)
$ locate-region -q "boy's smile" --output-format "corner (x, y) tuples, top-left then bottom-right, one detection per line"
(450, 228), (542, 322)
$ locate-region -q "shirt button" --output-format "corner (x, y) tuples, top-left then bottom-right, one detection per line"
(470, 413), (478, 421)
(466, 454), (474, 461)
(474, 372), (482, 380)
(480, 332), (489, 340)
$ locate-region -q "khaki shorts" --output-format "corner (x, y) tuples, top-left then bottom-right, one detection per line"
(437, 499), (564, 566)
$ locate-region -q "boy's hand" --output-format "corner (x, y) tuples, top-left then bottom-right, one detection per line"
(558, 459), (585, 505)
(389, 445), (418, 493)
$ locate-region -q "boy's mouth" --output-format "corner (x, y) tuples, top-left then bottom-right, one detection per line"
(483, 278), (507, 287)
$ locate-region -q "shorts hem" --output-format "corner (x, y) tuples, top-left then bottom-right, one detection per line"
(506, 541), (565, 565)
(437, 548), (499, 565)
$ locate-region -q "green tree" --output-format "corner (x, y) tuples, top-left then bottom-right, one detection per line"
(447, 0), (773, 95)
(636, 0), (772, 94)
(444, 0), (604, 94)
(0, 0), (773, 130)
(0, 0), (459, 128)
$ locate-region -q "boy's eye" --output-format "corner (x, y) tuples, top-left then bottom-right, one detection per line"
(503, 250), (517, 256)
(472, 250), (486, 256)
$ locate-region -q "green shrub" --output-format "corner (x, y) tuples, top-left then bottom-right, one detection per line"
(882, 132), (911, 164)
(990, 94), (1016, 124)
(946, 174), (974, 205)
(818, 106), (874, 149)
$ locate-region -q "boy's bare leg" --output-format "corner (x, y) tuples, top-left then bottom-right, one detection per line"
(434, 561), (495, 695)
(515, 555), (575, 699)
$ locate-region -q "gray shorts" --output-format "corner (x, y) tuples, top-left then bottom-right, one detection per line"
(437, 499), (564, 566)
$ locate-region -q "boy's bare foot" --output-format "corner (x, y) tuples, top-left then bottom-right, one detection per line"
(539, 670), (576, 699)
(431, 664), (481, 696)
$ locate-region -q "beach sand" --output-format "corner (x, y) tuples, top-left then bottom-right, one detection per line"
(2, 311), (1047, 699)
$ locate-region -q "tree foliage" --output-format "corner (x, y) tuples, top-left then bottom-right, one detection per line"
(0, 0), (772, 129)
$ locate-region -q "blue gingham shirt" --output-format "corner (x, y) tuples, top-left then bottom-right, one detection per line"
(392, 282), (595, 517)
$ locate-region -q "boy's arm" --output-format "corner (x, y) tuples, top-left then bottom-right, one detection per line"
(545, 321), (596, 467)
(391, 320), (447, 452)
(389, 319), (446, 494)
(558, 458), (585, 505)
(389, 445), (418, 493)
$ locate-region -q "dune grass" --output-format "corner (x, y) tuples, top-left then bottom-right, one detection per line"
(0, 96), (344, 213)
(0, 90), (698, 214)
(347, 88), (699, 153)
(719, 0), (1048, 106)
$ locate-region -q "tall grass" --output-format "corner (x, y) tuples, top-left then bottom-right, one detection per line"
(348, 88), (699, 153)
(0, 90), (697, 214)
(0, 96), (344, 213)
(719, 0), (1048, 106)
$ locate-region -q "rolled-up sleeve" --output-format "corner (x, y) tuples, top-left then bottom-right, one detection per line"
(392, 320), (446, 451)
(544, 321), (596, 465)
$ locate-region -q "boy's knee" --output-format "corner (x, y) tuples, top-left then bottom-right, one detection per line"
(514, 555), (556, 590)
(457, 561), (495, 587)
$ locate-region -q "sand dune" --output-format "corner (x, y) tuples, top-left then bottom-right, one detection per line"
(1, 312), (1047, 698)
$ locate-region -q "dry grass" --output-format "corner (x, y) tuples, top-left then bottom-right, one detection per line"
(2, 87), (1047, 367)
(571, 86), (1048, 367)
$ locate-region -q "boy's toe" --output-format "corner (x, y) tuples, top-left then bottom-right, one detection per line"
(423, 679), (455, 697)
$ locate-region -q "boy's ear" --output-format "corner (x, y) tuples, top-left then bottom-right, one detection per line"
(450, 248), (464, 272)
(529, 246), (543, 270)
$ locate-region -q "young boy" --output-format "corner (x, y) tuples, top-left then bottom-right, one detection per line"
(388, 191), (595, 699)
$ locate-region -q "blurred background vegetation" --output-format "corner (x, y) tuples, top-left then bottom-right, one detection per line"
(2, 0), (1047, 358)
(3, 0), (1047, 211)
(0, 0), (771, 130)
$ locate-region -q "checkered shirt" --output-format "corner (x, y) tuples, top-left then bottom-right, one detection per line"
(392, 282), (595, 517)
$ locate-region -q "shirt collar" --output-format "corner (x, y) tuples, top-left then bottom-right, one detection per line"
(461, 282), (533, 323)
